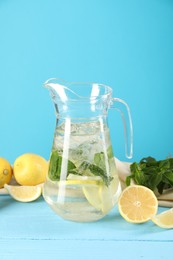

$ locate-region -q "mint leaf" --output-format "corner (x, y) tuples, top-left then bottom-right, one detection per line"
(130, 163), (146, 185)
(94, 146), (114, 170)
(48, 150), (76, 181)
(140, 156), (157, 165)
(89, 164), (113, 186)
(107, 145), (114, 159)
(163, 170), (173, 185)
(126, 175), (135, 186)
(48, 150), (60, 181)
(94, 152), (105, 170)
(146, 171), (163, 190)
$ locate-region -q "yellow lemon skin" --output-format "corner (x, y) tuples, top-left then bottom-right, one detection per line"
(0, 158), (13, 188)
(13, 153), (48, 186)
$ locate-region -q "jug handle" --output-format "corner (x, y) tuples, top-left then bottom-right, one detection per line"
(111, 98), (133, 159)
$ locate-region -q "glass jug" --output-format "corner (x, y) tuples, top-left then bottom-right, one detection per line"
(43, 78), (133, 222)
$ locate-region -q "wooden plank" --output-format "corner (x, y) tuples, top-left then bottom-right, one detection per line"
(0, 240), (173, 260)
(0, 196), (173, 242)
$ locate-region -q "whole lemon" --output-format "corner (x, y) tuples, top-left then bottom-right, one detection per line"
(0, 157), (13, 188)
(13, 153), (48, 186)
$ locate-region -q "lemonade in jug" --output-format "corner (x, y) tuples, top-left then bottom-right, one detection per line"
(43, 79), (133, 222)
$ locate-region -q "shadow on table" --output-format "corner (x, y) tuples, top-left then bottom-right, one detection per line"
(0, 196), (13, 209)
(96, 208), (167, 236)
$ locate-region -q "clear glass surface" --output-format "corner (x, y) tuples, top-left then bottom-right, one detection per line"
(42, 79), (133, 222)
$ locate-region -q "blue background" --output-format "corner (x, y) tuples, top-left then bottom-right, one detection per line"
(0, 0), (173, 164)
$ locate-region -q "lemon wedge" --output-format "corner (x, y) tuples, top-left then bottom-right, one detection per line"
(4, 184), (42, 202)
(118, 185), (158, 223)
(151, 208), (173, 228)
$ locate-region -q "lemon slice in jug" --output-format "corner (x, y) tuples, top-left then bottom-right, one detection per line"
(83, 175), (121, 214)
(66, 174), (102, 186)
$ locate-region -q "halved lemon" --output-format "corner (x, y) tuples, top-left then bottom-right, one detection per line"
(151, 208), (173, 229)
(118, 185), (158, 223)
(4, 184), (42, 202)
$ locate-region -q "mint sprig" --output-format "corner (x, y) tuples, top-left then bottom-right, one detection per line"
(48, 149), (114, 186)
(78, 161), (113, 186)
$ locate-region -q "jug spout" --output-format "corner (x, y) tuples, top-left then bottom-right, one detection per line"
(44, 78), (85, 102)
(44, 78), (113, 119)
(44, 78), (69, 102)
(44, 78), (113, 101)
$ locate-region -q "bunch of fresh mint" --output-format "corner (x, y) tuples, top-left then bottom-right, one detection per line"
(126, 156), (173, 194)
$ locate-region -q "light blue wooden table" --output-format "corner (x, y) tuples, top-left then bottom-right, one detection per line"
(0, 195), (173, 260)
